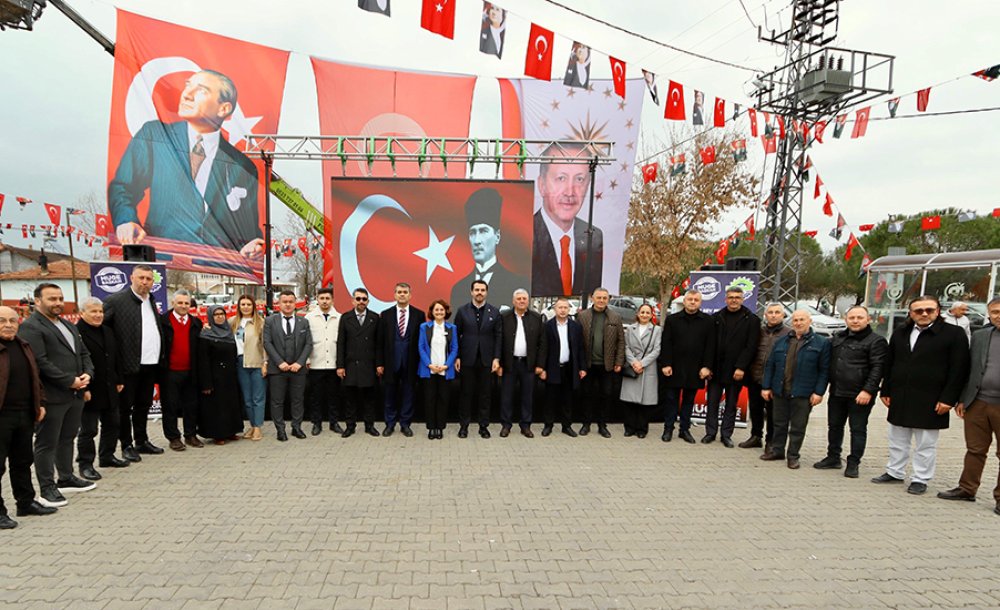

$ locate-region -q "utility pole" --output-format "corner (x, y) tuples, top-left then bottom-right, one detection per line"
(754, 0), (894, 307)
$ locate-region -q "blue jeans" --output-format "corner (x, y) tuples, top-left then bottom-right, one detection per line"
(236, 356), (266, 427)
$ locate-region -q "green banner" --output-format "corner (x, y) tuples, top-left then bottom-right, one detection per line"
(269, 175), (325, 233)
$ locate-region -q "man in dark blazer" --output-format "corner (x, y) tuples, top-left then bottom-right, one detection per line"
(159, 290), (203, 451)
(479, 3), (505, 58)
(704, 287), (760, 447)
(498, 289), (546, 438)
(658, 290), (715, 443)
(454, 279), (502, 438)
(938, 297), (1000, 513)
(576, 288), (625, 438)
(263, 290), (313, 441)
(19, 284), (95, 508)
(337, 288), (381, 437)
(532, 143), (603, 297)
(103, 264), (166, 461)
(873, 295), (970, 495)
(541, 298), (587, 437)
(376, 283), (425, 437)
(108, 70), (263, 257)
(449, 188), (526, 309)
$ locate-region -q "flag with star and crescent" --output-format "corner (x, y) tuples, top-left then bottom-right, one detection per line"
(107, 10), (290, 281)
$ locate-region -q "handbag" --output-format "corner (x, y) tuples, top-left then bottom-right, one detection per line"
(621, 325), (653, 379)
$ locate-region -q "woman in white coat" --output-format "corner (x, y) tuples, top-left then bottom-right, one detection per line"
(620, 304), (661, 438)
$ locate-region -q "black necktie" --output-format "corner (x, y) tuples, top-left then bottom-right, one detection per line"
(284, 316), (293, 335)
(323, 313), (329, 321)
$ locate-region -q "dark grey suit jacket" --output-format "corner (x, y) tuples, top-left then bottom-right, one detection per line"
(18, 311), (94, 405)
(263, 313), (313, 372)
(961, 326), (997, 408)
(531, 210), (603, 297)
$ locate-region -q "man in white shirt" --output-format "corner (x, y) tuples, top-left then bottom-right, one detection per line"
(942, 302), (972, 343)
(305, 288), (341, 436)
(498, 289), (546, 437)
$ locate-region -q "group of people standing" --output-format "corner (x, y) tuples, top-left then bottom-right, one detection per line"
(2, 266), (999, 530)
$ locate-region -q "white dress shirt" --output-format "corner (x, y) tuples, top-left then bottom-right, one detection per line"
(513, 312), (527, 357)
(910, 322), (933, 351)
(137, 290), (161, 365)
(430, 322), (447, 375)
(556, 319), (570, 364)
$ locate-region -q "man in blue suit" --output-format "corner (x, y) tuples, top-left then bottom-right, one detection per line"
(109, 70), (264, 257)
(454, 279), (502, 438)
(376, 283), (425, 437)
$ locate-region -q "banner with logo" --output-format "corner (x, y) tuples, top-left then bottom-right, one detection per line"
(689, 270), (761, 315)
(107, 10), (291, 282)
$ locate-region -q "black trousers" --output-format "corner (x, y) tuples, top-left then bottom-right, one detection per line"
(307, 368), (340, 426)
(120, 365), (158, 448)
(826, 395), (874, 464)
(746, 380), (774, 443)
(77, 401), (120, 467)
(161, 369), (199, 440)
(422, 376), (452, 429)
(459, 362), (492, 429)
(622, 401), (650, 435)
(545, 365), (575, 429)
(662, 384), (699, 433)
(34, 399), (83, 489)
(0, 409), (36, 515)
(772, 396), (812, 460)
(705, 379), (743, 440)
(344, 385), (376, 429)
(500, 357), (535, 428)
(582, 365), (618, 427)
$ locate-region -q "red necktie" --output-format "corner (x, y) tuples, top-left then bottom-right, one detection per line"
(398, 308), (406, 337)
(559, 235), (573, 296)
(190, 136), (205, 179)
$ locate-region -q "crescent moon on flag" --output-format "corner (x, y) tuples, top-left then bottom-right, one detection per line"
(125, 56), (201, 136)
(340, 194), (412, 312)
(534, 35), (548, 55)
(670, 88), (680, 105)
(613, 62), (624, 78)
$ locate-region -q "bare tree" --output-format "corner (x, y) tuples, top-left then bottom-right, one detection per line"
(275, 214), (323, 299)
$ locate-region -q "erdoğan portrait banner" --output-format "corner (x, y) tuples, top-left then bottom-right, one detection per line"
(106, 10), (290, 281)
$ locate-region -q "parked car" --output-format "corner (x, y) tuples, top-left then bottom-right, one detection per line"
(782, 301), (846, 337)
(540, 298), (580, 321)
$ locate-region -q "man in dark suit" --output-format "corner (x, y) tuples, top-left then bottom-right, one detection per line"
(337, 288), (381, 437)
(108, 70), (263, 257)
(376, 283), (425, 437)
(454, 280), (502, 438)
(939, 298), (1000, 514)
(450, 188), (526, 309)
(659, 290), (715, 444)
(532, 142), (603, 297)
(704, 287), (760, 447)
(19, 284), (95, 508)
(541, 298), (587, 436)
(576, 287), (625, 438)
(159, 290), (203, 451)
(872, 295), (970, 495)
(263, 290), (313, 441)
(479, 3), (505, 58)
(498, 289), (546, 438)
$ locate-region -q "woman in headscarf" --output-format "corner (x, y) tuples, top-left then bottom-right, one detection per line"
(197, 305), (244, 444)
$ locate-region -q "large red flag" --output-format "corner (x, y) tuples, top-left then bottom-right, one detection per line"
(700, 145), (716, 166)
(814, 175), (823, 199)
(44, 203), (62, 226)
(844, 233), (860, 261)
(851, 106), (871, 138)
(107, 10), (290, 281)
(610, 56), (627, 98)
(664, 80), (686, 120)
(641, 162), (658, 184)
(95, 214), (111, 237)
(822, 193), (834, 217)
(421, 0), (456, 39)
(713, 97), (726, 127)
(524, 23), (554, 80)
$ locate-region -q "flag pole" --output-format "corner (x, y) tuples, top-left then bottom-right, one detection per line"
(263, 152), (274, 313)
(66, 214), (80, 307)
(579, 155), (598, 310)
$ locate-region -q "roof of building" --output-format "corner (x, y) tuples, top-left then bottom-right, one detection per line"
(0, 259), (91, 281)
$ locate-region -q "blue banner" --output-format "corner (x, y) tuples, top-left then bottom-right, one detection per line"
(688, 271), (761, 315)
(88, 261), (169, 313)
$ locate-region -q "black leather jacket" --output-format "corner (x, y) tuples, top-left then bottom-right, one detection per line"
(829, 325), (888, 399)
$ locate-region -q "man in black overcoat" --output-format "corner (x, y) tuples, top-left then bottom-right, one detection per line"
(658, 290), (715, 443)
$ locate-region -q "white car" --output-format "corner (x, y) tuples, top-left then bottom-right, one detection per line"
(783, 302), (847, 337)
(541, 298), (580, 321)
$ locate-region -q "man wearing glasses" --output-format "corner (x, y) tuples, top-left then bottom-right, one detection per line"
(703, 287), (760, 447)
(872, 295), (970, 495)
(337, 289), (381, 438)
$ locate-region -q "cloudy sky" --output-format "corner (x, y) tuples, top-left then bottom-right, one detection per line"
(1, 0), (997, 262)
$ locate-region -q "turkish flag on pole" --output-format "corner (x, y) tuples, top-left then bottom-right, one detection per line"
(421, 0), (456, 38)
(761, 134), (777, 154)
(700, 145), (716, 165)
(822, 193), (834, 217)
(814, 175), (823, 199)
(777, 115), (786, 139)
(921, 215), (941, 231)
(95, 214), (111, 237)
(844, 233), (860, 261)
(641, 162), (658, 184)
(713, 97), (726, 127)
(814, 120), (827, 143)
(917, 87), (931, 112)
(524, 23), (554, 80)
(44, 203), (62, 226)
(664, 80), (686, 120)
(610, 56), (627, 98)
(851, 106), (871, 138)
(748, 108), (758, 137)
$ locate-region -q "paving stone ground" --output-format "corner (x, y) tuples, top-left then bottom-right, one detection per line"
(2, 407), (999, 609)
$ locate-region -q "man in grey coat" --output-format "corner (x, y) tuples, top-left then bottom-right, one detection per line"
(18, 284), (95, 508)
(263, 290), (313, 442)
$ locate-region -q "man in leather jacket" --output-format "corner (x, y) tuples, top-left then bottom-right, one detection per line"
(813, 306), (888, 478)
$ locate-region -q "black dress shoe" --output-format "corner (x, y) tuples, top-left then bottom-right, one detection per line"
(342, 427), (355, 438)
(738, 435), (762, 449)
(479, 427), (491, 439)
(0, 514), (17, 529)
(541, 425), (553, 437)
(499, 426), (511, 438)
(136, 441), (164, 455)
(428, 430), (434, 439)
(907, 482), (928, 495)
(458, 427), (468, 439)
(721, 437), (734, 448)
(366, 427), (380, 437)
(561, 426), (578, 438)
(844, 462), (860, 478)
(276, 428), (288, 442)
(579, 425), (590, 436)
(598, 426), (612, 439)
(330, 422), (345, 434)
(382, 425), (395, 437)
(401, 426), (414, 437)
(16, 501), (57, 517)
(661, 429), (673, 442)
(871, 472), (904, 484)
(679, 430), (696, 444)
(636, 432), (646, 439)
(99, 456), (130, 468)
(122, 446), (141, 462)
(759, 451), (785, 461)
(814, 456), (843, 470)
(700, 434), (715, 444)
(79, 466), (102, 481)
(311, 424), (322, 436)
(291, 427), (307, 439)
(521, 427), (534, 438)
(437, 429), (445, 439)
(57, 475), (96, 493)
(623, 429), (635, 438)
(787, 458), (801, 469)
(937, 487), (976, 501)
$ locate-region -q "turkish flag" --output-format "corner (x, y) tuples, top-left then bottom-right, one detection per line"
(777, 115), (786, 139)
(713, 97), (726, 127)
(859, 223), (874, 232)
(748, 108), (758, 137)
(297, 236), (308, 256)
(851, 106), (871, 138)
(664, 80), (686, 120)
(700, 146), (716, 165)
(993, 208), (1000, 218)
(921, 215), (941, 231)
(917, 87), (931, 112)
(44, 203), (61, 226)
(715, 239), (729, 264)
(0, 193), (4, 216)
(814, 120), (827, 143)
(524, 23), (554, 80)
(610, 56), (627, 98)
(823, 193), (834, 217)
(421, 0), (456, 39)
(95, 214), (111, 237)
(844, 233), (860, 261)
(761, 134), (777, 154)
(804, 230), (818, 238)
(671, 285), (682, 300)
(744, 215), (755, 240)
(641, 162), (658, 184)
(814, 175), (823, 199)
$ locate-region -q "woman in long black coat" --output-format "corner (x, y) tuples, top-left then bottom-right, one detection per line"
(198, 306), (244, 444)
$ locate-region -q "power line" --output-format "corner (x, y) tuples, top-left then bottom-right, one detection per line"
(737, 0), (758, 29)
